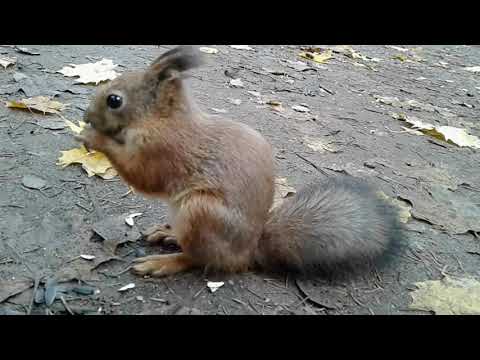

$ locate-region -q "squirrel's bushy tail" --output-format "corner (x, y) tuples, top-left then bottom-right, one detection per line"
(256, 177), (404, 275)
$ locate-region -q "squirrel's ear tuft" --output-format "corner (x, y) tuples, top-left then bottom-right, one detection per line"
(149, 46), (202, 79)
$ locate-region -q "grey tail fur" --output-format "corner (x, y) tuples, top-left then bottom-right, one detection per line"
(256, 176), (405, 276)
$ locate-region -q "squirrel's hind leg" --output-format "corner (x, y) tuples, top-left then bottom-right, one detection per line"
(131, 253), (194, 277)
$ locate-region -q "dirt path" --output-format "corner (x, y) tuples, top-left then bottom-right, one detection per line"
(1, 45), (479, 315)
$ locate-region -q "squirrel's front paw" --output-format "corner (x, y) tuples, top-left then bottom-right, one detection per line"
(74, 127), (105, 152)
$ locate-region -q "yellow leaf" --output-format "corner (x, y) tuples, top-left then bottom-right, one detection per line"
(99, 168), (118, 180)
(58, 59), (119, 85)
(392, 113), (480, 149)
(57, 145), (116, 178)
(304, 136), (338, 153)
(410, 276), (480, 315)
(436, 126), (480, 149)
(299, 49), (333, 64)
(6, 96), (66, 115)
(392, 54), (408, 62)
(64, 118), (87, 134)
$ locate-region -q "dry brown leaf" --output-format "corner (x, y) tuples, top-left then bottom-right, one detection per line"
(304, 137), (338, 153)
(58, 59), (119, 84)
(6, 96), (66, 115)
(57, 145), (117, 179)
(0, 56), (16, 69)
(410, 276), (480, 315)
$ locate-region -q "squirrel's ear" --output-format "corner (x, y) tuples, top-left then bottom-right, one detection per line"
(149, 46), (202, 80)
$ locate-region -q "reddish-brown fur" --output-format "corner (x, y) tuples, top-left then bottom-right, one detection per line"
(78, 46), (402, 278)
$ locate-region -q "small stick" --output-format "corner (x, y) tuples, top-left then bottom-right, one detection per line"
(295, 153), (330, 177)
(349, 291), (367, 308)
(246, 287), (265, 300)
(85, 185), (102, 220)
(60, 296), (75, 315)
(75, 202), (93, 212)
(150, 297), (168, 303)
(193, 286), (205, 299)
(28, 275), (41, 315)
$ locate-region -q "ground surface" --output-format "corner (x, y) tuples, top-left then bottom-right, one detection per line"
(0, 45), (479, 315)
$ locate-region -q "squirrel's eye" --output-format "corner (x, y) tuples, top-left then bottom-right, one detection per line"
(107, 94), (123, 109)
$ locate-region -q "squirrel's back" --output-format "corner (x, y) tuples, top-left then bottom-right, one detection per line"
(256, 176), (403, 275)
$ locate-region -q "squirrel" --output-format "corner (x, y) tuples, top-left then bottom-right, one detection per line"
(76, 46), (403, 278)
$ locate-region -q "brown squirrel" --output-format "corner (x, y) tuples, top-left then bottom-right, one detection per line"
(76, 46), (403, 278)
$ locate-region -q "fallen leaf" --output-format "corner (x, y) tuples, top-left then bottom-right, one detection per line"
(64, 119), (86, 134)
(229, 45), (254, 51)
(118, 283), (135, 292)
(436, 126), (480, 149)
(377, 192), (412, 223)
(99, 168), (118, 180)
(247, 91), (261, 97)
(6, 96), (66, 115)
(332, 45), (381, 62)
(58, 59), (119, 85)
(125, 213), (143, 227)
(266, 100), (282, 106)
(391, 113), (435, 130)
(400, 126), (424, 136)
(92, 214), (142, 255)
(14, 47), (40, 56)
(22, 175), (47, 190)
(292, 105), (310, 113)
(80, 254), (96, 261)
(464, 66), (480, 73)
(299, 49), (333, 64)
(0, 56), (16, 69)
(57, 145), (117, 178)
(227, 98), (242, 106)
(211, 108), (228, 114)
(273, 177), (296, 208)
(229, 78), (244, 88)
(392, 54), (408, 62)
(386, 45), (410, 52)
(375, 95), (455, 118)
(375, 95), (402, 107)
(44, 278), (58, 307)
(406, 182), (480, 234)
(199, 47), (218, 54)
(285, 60), (312, 72)
(207, 281), (224, 293)
(410, 276), (480, 315)
(303, 137), (338, 153)
(391, 113), (480, 149)
(0, 279), (33, 303)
